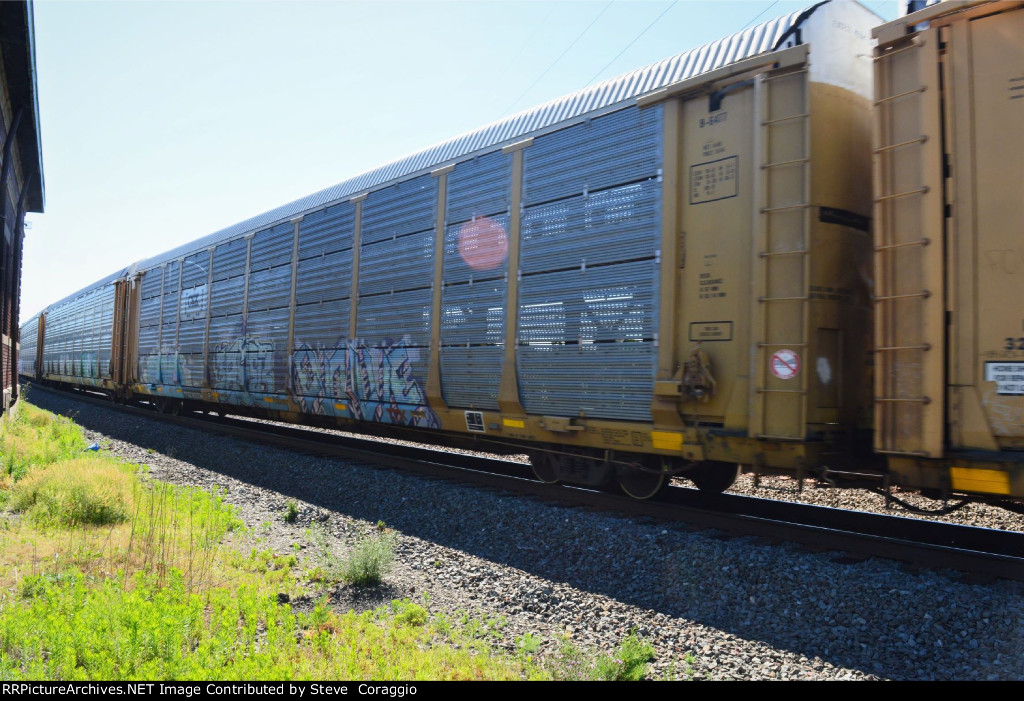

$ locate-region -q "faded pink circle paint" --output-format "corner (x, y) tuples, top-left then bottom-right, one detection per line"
(458, 217), (508, 271)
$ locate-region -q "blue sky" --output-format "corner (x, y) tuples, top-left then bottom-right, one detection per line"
(21, 0), (898, 321)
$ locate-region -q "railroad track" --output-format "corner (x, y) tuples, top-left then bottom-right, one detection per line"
(27, 381), (1024, 582)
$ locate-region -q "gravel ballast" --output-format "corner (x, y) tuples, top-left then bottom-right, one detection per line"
(26, 390), (1024, 681)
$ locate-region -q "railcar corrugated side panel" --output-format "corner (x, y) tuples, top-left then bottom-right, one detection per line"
(438, 150), (511, 410)
(18, 313), (37, 377)
(38, 283), (117, 389)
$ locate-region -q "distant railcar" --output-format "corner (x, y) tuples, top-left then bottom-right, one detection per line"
(20, 1), (1023, 506)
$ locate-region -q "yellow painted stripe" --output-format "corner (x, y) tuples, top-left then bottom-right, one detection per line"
(264, 397), (276, 403)
(503, 418), (525, 429)
(950, 467), (1011, 496)
(651, 431), (683, 451)
(334, 403), (347, 411)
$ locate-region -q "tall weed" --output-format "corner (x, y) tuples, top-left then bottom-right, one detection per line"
(341, 529), (396, 587)
(125, 482), (241, 591)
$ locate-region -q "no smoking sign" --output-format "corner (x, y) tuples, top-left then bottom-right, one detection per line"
(770, 349), (800, 380)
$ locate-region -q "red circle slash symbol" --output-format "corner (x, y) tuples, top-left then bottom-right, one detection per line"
(769, 349), (800, 380)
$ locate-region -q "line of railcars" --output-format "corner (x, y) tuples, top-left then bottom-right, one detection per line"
(20, 0), (1024, 506)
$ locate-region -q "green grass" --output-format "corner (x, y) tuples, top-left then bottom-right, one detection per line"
(8, 457), (135, 528)
(0, 402), (659, 681)
(1, 402), (84, 486)
(541, 633), (655, 681)
(598, 633), (657, 681)
(0, 570), (549, 681)
(516, 631), (542, 656)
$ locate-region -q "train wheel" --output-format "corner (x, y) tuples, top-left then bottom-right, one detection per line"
(529, 450), (560, 484)
(618, 460), (667, 500)
(688, 461), (739, 494)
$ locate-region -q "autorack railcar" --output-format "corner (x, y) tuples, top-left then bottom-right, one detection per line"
(873, 0), (1024, 500)
(19, 1), (1023, 506)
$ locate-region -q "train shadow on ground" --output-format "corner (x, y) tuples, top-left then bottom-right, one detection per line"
(27, 386), (999, 681)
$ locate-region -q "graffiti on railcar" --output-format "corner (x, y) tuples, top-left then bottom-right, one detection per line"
(68, 351), (100, 378)
(209, 336), (278, 401)
(139, 354), (158, 384)
(291, 334), (439, 428)
(180, 284), (208, 321)
(135, 322), (439, 427)
(140, 346), (191, 386)
(292, 342), (346, 416)
(292, 343), (328, 413)
(178, 355), (204, 388)
(349, 335), (440, 428)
